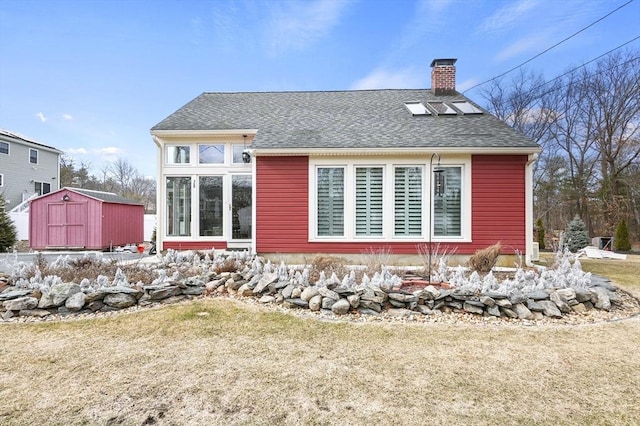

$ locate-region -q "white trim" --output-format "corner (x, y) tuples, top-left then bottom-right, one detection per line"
(255, 146), (541, 157)
(525, 153), (538, 265)
(308, 155), (472, 243)
(151, 129), (258, 138)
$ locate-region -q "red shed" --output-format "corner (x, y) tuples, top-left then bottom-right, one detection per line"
(29, 187), (144, 250)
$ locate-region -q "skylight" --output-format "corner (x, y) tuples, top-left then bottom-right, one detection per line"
(451, 101), (483, 114)
(427, 102), (457, 115)
(404, 102), (431, 115)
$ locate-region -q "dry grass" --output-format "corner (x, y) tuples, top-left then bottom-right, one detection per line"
(1, 297), (639, 425)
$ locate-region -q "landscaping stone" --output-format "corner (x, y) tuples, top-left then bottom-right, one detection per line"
(538, 300), (562, 318)
(0, 289), (32, 301)
(331, 298), (351, 315)
(300, 287), (319, 302)
(253, 273), (278, 294)
(18, 309), (51, 318)
(308, 294), (322, 311)
(65, 292), (86, 312)
(50, 282), (81, 306)
(512, 303), (533, 320)
(259, 295), (276, 304)
(3, 296), (38, 311)
(463, 302), (484, 315)
(103, 293), (137, 309)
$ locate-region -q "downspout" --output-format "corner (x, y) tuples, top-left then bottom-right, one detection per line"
(525, 153), (539, 266)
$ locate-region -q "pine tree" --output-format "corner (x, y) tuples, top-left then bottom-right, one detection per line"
(536, 218), (546, 250)
(564, 215), (589, 253)
(0, 194), (18, 252)
(614, 219), (631, 251)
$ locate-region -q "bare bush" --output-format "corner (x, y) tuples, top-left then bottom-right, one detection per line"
(360, 246), (392, 273)
(468, 242), (502, 273)
(416, 243), (457, 277)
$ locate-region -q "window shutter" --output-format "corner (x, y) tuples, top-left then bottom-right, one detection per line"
(394, 167), (422, 236)
(317, 168), (344, 236)
(434, 167), (462, 236)
(356, 167), (383, 236)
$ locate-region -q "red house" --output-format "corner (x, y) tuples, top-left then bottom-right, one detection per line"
(151, 59), (541, 263)
(29, 187), (144, 250)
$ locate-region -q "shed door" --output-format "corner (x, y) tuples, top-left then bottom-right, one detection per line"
(47, 202), (87, 248)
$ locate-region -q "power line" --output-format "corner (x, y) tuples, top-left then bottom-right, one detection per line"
(526, 37), (640, 99)
(463, 0), (637, 94)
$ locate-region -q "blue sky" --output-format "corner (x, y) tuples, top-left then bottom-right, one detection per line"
(1, 0), (638, 178)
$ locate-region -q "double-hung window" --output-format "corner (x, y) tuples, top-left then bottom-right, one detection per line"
(434, 166), (462, 237)
(355, 167), (383, 236)
(316, 167), (344, 236)
(0, 141), (8, 155)
(29, 148), (38, 164)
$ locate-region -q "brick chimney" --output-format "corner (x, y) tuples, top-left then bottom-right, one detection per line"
(430, 58), (457, 95)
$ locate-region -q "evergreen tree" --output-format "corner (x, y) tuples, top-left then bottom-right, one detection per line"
(0, 194), (18, 252)
(564, 215), (590, 253)
(614, 219), (631, 251)
(536, 218), (546, 250)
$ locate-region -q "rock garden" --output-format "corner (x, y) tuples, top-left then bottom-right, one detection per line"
(1, 246), (639, 325)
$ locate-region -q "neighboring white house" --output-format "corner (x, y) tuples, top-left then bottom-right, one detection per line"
(0, 129), (63, 211)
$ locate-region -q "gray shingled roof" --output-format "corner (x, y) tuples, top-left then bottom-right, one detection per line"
(69, 188), (143, 205)
(151, 89), (538, 150)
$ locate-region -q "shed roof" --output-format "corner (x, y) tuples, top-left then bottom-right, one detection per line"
(66, 188), (143, 205)
(151, 89), (538, 151)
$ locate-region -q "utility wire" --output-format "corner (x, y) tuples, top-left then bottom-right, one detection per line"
(524, 37), (640, 99)
(463, 0), (637, 94)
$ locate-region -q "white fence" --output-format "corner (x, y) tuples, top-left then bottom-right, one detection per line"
(8, 212), (157, 243)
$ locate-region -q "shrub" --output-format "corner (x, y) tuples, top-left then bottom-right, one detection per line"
(468, 242), (502, 273)
(565, 215), (589, 253)
(614, 219), (631, 251)
(536, 218), (546, 250)
(0, 194), (18, 252)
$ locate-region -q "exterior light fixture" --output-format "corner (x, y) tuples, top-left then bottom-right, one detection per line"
(242, 134), (251, 163)
(62, 194), (70, 202)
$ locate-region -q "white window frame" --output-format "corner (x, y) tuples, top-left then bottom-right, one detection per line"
(165, 145), (192, 165)
(29, 148), (38, 164)
(0, 173), (4, 187)
(0, 141), (8, 155)
(309, 156), (471, 242)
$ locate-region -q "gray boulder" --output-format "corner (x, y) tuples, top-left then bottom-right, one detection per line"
(331, 298), (351, 315)
(50, 282), (81, 306)
(103, 293), (137, 309)
(300, 286), (319, 302)
(65, 292), (86, 312)
(3, 296), (38, 311)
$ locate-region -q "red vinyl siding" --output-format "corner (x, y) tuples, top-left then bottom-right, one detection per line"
(470, 154), (527, 253)
(255, 154), (528, 255)
(256, 156), (309, 252)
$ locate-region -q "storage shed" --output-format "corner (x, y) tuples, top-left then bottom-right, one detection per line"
(29, 187), (144, 250)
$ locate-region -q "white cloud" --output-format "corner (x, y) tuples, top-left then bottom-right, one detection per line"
(350, 68), (423, 90)
(35, 112), (47, 123)
(265, 0), (354, 55)
(495, 34), (547, 62)
(62, 113), (73, 120)
(99, 147), (124, 155)
(476, 0), (539, 36)
(65, 148), (88, 155)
